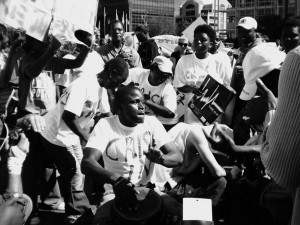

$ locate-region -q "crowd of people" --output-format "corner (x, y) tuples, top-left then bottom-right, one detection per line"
(0, 15), (299, 225)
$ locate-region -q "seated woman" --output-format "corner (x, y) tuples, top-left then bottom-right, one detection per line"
(124, 56), (178, 131)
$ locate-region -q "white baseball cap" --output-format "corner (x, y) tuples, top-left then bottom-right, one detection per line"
(152, 56), (173, 74)
(239, 43), (286, 100)
(237, 17), (257, 30)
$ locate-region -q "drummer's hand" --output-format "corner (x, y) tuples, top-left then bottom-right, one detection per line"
(113, 177), (139, 211)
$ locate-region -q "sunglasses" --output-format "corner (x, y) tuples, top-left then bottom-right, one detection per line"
(178, 43), (188, 47)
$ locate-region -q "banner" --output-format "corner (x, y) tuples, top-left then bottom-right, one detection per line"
(188, 75), (235, 125)
(0, 0), (98, 43)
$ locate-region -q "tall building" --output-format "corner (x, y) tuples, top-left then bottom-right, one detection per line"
(98, 0), (175, 37)
(226, 0), (299, 39)
(175, 0), (231, 37)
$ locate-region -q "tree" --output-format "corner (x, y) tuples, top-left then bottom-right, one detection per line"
(148, 16), (176, 37)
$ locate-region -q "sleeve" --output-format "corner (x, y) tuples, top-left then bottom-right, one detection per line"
(98, 87), (110, 113)
(63, 80), (88, 116)
(86, 119), (110, 153)
(162, 83), (177, 113)
(148, 116), (173, 150)
(130, 48), (143, 68)
(173, 57), (187, 88)
(123, 67), (146, 85)
(261, 48), (300, 190)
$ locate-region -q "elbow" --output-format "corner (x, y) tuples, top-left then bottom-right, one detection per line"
(163, 111), (175, 118)
(81, 158), (89, 175)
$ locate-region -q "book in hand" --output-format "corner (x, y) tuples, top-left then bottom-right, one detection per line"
(188, 74), (235, 125)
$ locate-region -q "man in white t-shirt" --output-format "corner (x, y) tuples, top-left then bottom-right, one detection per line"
(39, 57), (129, 224)
(173, 24), (232, 124)
(82, 85), (183, 225)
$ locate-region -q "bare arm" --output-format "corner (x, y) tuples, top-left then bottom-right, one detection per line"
(144, 141), (183, 168)
(189, 128), (226, 178)
(81, 147), (119, 184)
(144, 99), (175, 118)
(23, 36), (61, 78)
(62, 110), (90, 143)
(63, 35), (92, 69)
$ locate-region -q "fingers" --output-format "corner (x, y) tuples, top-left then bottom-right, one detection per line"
(28, 115), (46, 133)
(4, 194), (19, 206)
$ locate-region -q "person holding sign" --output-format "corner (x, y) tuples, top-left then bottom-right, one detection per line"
(17, 32), (92, 224)
(173, 25), (232, 125)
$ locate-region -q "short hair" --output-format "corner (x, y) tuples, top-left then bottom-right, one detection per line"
(194, 24), (216, 42)
(97, 57), (129, 89)
(110, 20), (124, 31)
(115, 84), (141, 107)
(135, 25), (149, 34)
(283, 19), (300, 29)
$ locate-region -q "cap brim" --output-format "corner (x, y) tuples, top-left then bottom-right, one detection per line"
(158, 65), (172, 74)
(239, 83), (257, 100)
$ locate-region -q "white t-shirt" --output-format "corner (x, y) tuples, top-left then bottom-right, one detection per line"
(41, 75), (110, 147)
(55, 51), (105, 87)
(126, 68), (178, 125)
(86, 115), (173, 190)
(173, 53), (229, 124)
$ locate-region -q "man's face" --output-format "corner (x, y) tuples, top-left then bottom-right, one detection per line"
(193, 32), (211, 54)
(237, 27), (256, 48)
(118, 89), (145, 127)
(110, 22), (124, 42)
(281, 26), (300, 53)
(210, 37), (221, 53)
(0, 35), (9, 50)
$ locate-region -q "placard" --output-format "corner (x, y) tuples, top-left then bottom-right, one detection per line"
(188, 75), (235, 125)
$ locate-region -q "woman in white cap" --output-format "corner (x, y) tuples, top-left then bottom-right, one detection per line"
(124, 55), (177, 131)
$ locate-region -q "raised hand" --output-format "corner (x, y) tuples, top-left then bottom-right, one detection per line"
(203, 123), (236, 156)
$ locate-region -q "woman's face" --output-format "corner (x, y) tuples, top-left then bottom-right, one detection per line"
(149, 66), (170, 86)
(193, 32), (211, 55)
(281, 26), (300, 53)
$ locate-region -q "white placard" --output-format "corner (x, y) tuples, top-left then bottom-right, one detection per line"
(0, 0), (98, 43)
(183, 198), (212, 221)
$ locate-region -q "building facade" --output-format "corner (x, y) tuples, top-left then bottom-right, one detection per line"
(175, 0), (231, 37)
(226, 0), (299, 39)
(98, 0), (174, 37)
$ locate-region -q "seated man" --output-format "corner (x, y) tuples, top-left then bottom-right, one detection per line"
(81, 85), (183, 225)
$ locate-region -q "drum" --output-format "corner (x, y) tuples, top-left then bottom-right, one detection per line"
(111, 187), (166, 225)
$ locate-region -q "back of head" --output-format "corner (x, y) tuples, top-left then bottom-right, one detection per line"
(111, 187), (165, 225)
(98, 57), (129, 89)
(194, 24), (216, 41)
(135, 25), (149, 34)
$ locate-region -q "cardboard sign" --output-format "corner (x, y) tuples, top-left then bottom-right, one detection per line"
(183, 198), (212, 221)
(0, 0), (52, 41)
(188, 75), (235, 125)
(0, 0), (98, 43)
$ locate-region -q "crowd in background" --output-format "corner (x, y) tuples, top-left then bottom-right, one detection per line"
(0, 14), (300, 225)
